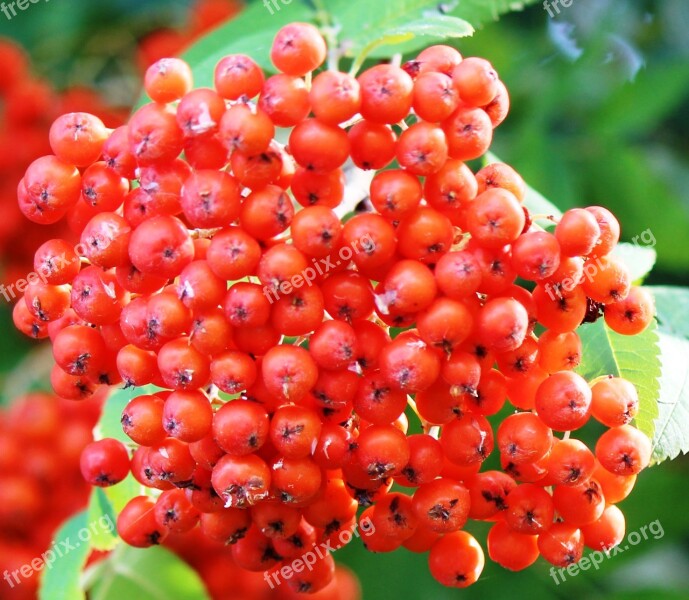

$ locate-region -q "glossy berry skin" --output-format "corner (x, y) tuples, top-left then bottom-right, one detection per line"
(157, 338), (211, 391)
(586, 206), (620, 258)
(592, 460), (636, 504)
(396, 122), (448, 176)
(538, 522), (584, 567)
(162, 390), (213, 442)
(271, 22), (326, 76)
(395, 434), (444, 487)
(396, 207), (453, 264)
(476, 297), (528, 354)
(505, 483), (554, 534)
(545, 438), (595, 486)
(117, 496), (168, 548)
(309, 320), (358, 370)
(428, 531), (485, 588)
(80, 438), (130, 487)
(128, 103), (183, 166)
(487, 520), (539, 571)
(556, 208), (601, 257)
(269, 405), (322, 459)
(52, 325), (107, 377)
(33, 239), (81, 285)
(348, 120), (397, 170)
(144, 58), (193, 103)
(466, 188), (524, 249)
(412, 478), (470, 534)
(262, 345), (318, 402)
(468, 471), (516, 520)
(511, 231), (561, 281)
(289, 119), (350, 172)
(552, 479), (605, 526)
(129, 215), (194, 278)
(354, 372), (407, 427)
(595, 425), (652, 476)
(49, 112), (108, 167)
(356, 425), (410, 480)
(20, 156), (81, 224)
(591, 377), (639, 427)
(379, 333), (441, 393)
(154, 488), (199, 533)
(441, 414), (494, 467)
(379, 261), (438, 315)
(452, 57), (498, 106)
(310, 70), (361, 124)
(581, 504), (626, 551)
(121, 394), (167, 447)
(604, 286), (655, 335)
(215, 54), (264, 100)
(358, 65), (413, 124)
(211, 454), (271, 509)
(534, 371), (592, 431)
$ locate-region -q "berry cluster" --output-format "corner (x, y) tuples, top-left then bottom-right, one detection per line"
(15, 21), (656, 592)
(164, 528), (361, 600)
(0, 37), (126, 293)
(0, 1), (241, 290)
(0, 392), (102, 600)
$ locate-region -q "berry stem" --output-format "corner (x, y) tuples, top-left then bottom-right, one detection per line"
(407, 395), (431, 433)
(529, 214), (560, 224)
(189, 227), (223, 239)
(312, 0), (341, 72)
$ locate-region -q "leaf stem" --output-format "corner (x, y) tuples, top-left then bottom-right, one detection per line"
(311, 0), (341, 72)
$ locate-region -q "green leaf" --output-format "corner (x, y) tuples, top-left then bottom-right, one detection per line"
(610, 242), (657, 283)
(649, 286), (689, 340)
(160, 0), (540, 103)
(388, 15), (474, 39)
(87, 489), (119, 552)
(348, 15), (473, 75)
(484, 151), (563, 221)
(594, 61), (689, 137)
(86, 545), (210, 600)
(651, 332), (689, 464)
(38, 512), (91, 600)
(576, 318), (661, 441)
(436, 0), (542, 27)
(86, 475), (142, 551)
(331, 0), (538, 61)
(107, 474), (143, 514)
(645, 286), (689, 463)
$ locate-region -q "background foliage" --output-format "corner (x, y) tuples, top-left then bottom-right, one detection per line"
(1, 0), (689, 598)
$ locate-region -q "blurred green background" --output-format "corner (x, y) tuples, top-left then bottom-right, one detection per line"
(1, 0), (688, 598)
